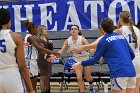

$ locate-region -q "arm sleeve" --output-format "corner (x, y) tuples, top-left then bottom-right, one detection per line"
(81, 38), (107, 66)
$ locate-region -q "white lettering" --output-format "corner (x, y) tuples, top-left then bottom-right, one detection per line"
(38, 3), (57, 31)
(84, 1), (104, 30)
(64, 1), (82, 30)
(0, 6), (8, 9)
(108, 0), (130, 25)
(134, 0), (140, 24)
(106, 35), (125, 42)
(12, 5), (34, 32)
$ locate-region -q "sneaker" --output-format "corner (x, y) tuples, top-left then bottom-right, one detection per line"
(89, 84), (94, 93)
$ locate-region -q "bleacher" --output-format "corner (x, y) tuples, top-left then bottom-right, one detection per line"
(47, 30), (110, 91)
(19, 30), (110, 91)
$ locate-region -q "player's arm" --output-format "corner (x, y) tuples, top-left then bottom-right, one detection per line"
(126, 40), (135, 60)
(27, 36), (59, 56)
(75, 36), (103, 53)
(82, 36), (95, 53)
(58, 39), (68, 55)
(81, 38), (107, 66)
(10, 32), (34, 93)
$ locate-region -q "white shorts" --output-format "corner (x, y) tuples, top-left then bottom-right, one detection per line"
(0, 67), (26, 93)
(26, 59), (38, 77)
(132, 55), (140, 77)
(74, 55), (89, 63)
(111, 77), (136, 90)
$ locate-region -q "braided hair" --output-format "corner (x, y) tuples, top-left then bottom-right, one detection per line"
(0, 8), (11, 30)
(120, 11), (138, 49)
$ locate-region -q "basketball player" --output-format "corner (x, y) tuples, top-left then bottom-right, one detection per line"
(23, 20), (60, 92)
(72, 18), (136, 93)
(58, 25), (94, 93)
(0, 8), (35, 93)
(115, 11), (140, 93)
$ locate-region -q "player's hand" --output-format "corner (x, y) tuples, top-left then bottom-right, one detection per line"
(47, 54), (57, 62)
(40, 43), (44, 48)
(90, 49), (95, 54)
(52, 51), (61, 57)
(48, 40), (53, 44)
(67, 46), (78, 53)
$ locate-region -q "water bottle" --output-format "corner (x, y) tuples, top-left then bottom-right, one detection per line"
(104, 83), (108, 92)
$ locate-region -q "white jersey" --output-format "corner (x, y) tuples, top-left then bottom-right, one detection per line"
(121, 26), (140, 77)
(68, 35), (89, 62)
(24, 34), (38, 59)
(121, 26), (140, 55)
(0, 29), (18, 69)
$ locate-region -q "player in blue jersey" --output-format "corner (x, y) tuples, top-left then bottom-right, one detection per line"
(72, 18), (136, 93)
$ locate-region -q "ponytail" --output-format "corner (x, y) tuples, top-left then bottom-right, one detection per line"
(78, 31), (82, 36)
(129, 17), (138, 49)
(120, 11), (138, 49)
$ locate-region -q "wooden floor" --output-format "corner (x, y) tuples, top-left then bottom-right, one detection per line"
(36, 81), (112, 93)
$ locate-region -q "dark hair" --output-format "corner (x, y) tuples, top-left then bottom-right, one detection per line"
(0, 8), (11, 30)
(71, 24), (82, 35)
(23, 19), (36, 33)
(136, 20), (140, 29)
(120, 11), (138, 48)
(100, 18), (114, 33)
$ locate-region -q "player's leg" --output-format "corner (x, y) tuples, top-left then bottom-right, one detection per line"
(126, 77), (136, 93)
(133, 56), (140, 93)
(30, 60), (38, 92)
(84, 66), (94, 92)
(74, 64), (85, 93)
(40, 76), (46, 92)
(45, 62), (52, 93)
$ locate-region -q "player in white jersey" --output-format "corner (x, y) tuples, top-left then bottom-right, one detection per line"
(58, 25), (93, 93)
(0, 8), (35, 93)
(115, 11), (140, 93)
(23, 20), (60, 92)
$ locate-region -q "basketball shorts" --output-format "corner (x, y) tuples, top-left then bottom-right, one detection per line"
(26, 59), (38, 77)
(111, 77), (136, 90)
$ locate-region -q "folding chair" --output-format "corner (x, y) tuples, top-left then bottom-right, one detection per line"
(51, 57), (68, 91)
(96, 57), (110, 90)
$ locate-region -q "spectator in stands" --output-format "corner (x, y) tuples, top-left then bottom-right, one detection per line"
(36, 25), (53, 93)
(72, 18), (136, 93)
(0, 8), (35, 93)
(115, 11), (140, 93)
(58, 24), (94, 93)
(23, 20), (59, 92)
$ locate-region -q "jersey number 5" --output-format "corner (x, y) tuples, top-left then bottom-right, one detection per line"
(0, 39), (6, 53)
(128, 34), (136, 43)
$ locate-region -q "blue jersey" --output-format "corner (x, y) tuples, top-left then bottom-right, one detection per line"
(81, 32), (136, 78)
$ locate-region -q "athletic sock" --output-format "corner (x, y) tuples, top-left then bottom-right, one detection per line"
(89, 81), (94, 92)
